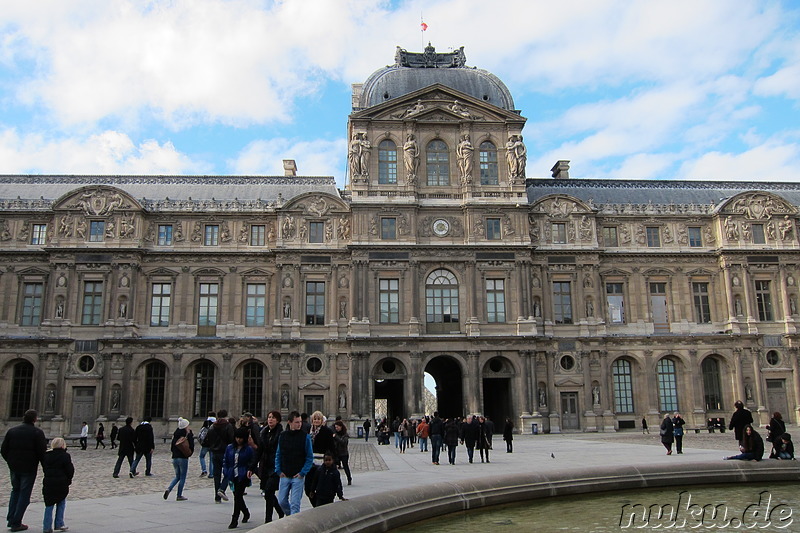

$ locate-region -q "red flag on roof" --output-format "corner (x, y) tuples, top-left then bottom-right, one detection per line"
(420, 21), (428, 31)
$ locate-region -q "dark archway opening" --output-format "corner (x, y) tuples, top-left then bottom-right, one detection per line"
(374, 379), (404, 421)
(483, 377), (511, 425)
(425, 356), (463, 419)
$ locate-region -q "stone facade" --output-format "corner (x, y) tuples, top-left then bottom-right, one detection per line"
(1, 46), (799, 437)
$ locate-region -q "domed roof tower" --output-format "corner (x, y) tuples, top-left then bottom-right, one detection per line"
(354, 44), (517, 112)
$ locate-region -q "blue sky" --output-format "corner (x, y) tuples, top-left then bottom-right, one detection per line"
(1, 1), (800, 189)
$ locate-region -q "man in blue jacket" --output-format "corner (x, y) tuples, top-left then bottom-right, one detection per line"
(1, 409), (47, 532)
(275, 410), (313, 515)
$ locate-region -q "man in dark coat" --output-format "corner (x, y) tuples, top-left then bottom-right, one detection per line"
(205, 408), (235, 502)
(112, 417), (137, 478)
(729, 400), (754, 445)
(429, 411), (444, 465)
(130, 415), (155, 476)
(460, 415), (479, 463)
(1, 409), (47, 531)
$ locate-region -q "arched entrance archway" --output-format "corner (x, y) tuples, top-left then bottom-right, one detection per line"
(373, 358), (406, 422)
(425, 356), (463, 418)
(482, 356), (514, 424)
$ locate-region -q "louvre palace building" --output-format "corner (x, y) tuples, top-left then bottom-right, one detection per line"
(1, 45), (800, 438)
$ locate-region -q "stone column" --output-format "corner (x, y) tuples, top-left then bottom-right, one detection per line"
(271, 353), (281, 411)
(410, 351), (423, 416)
(221, 353), (232, 411)
(644, 350), (660, 414)
(290, 353), (300, 411)
(100, 353), (113, 415)
(57, 354), (69, 417)
(466, 350), (480, 414)
(170, 353), (183, 418)
(732, 348), (744, 402)
(36, 353), (48, 415)
(751, 348), (767, 419)
(121, 353), (133, 416)
(790, 348), (800, 424)
(409, 260), (420, 320)
(328, 353), (338, 418)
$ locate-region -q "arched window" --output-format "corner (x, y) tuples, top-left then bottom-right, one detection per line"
(425, 269), (459, 331)
(242, 362), (264, 418)
(143, 361), (167, 419)
(702, 357), (723, 411)
(479, 141), (498, 185)
(193, 361), (215, 418)
(10, 361), (34, 418)
(657, 358), (678, 412)
(426, 140), (449, 186)
(378, 140), (397, 184)
(612, 359), (634, 413)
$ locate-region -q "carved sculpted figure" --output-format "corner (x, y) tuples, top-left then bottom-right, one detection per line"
(456, 134), (474, 184)
(725, 217), (739, 240)
(592, 386), (600, 405)
(538, 387), (547, 407)
(282, 216), (295, 239)
(779, 215), (793, 240)
(579, 216), (592, 240)
(505, 135), (527, 182)
(449, 100), (471, 117)
(349, 133), (363, 177)
(59, 214), (73, 237)
(403, 134), (419, 183)
(359, 134), (371, 176)
(337, 217), (351, 240)
(75, 219), (87, 239)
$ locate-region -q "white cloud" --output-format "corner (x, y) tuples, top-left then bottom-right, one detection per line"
(677, 140), (800, 181)
(229, 137), (347, 185)
(0, 128), (206, 174)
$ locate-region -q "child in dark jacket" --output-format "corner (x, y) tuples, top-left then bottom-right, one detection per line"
(771, 433), (795, 460)
(42, 437), (74, 533)
(311, 453), (347, 506)
(220, 427), (256, 529)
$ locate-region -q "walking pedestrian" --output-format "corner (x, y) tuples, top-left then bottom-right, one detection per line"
(416, 417), (429, 452)
(79, 422), (88, 451)
(130, 416), (155, 477)
(41, 437), (74, 533)
(112, 417), (136, 478)
(198, 415), (216, 478)
(660, 413), (674, 455)
(1, 409), (47, 532)
(503, 418), (514, 453)
(95, 422), (106, 449)
(672, 412), (685, 454)
(257, 410), (284, 524)
(205, 408), (235, 503)
(641, 417), (649, 434)
(310, 453), (347, 506)
(164, 417), (193, 502)
(220, 427), (255, 529)
(275, 411), (314, 516)
(362, 418), (371, 442)
(429, 412), (444, 465)
(109, 423), (118, 449)
(477, 416), (491, 463)
(333, 420), (352, 485)
(444, 418), (460, 465)
(728, 400), (754, 446)
(461, 415), (478, 463)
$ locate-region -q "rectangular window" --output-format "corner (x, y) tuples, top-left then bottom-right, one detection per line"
(606, 283), (625, 324)
(692, 282), (711, 323)
(204, 225), (219, 246)
(646, 227), (661, 247)
(381, 218), (397, 240)
(379, 279), (400, 323)
(603, 227), (618, 247)
(755, 280), (773, 321)
(198, 283), (219, 326)
(20, 282), (44, 326)
(612, 361), (634, 413)
(552, 223), (567, 244)
(309, 222), (324, 243)
(486, 218), (501, 240)
(250, 225), (266, 246)
(752, 224), (766, 244)
(89, 221), (105, 242)
(157, 224), (173, 246)
(245, 283), (266, 327)
(150, 283), (171, 327)
(81, 281), (104, 325)
(31, 224), (47, 245)
(486, 279), (506, 323)
(305, 281), (325, 325)
(552, 281), (572, 324)
(688, 227), (702, 247)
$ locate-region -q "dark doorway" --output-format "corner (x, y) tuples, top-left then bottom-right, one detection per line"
(425, 356), (463, 419)
(483, 377), (511, 425)
(374, 379), (404, 421)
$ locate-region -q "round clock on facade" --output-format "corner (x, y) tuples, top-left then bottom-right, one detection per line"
(432, 218), (450, 236)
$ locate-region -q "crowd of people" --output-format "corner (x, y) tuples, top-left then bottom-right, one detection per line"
(370, 413), (515, 465)
(2, 401), (795, 531)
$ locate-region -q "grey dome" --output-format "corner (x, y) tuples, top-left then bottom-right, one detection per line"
(358, 45), (515, 111)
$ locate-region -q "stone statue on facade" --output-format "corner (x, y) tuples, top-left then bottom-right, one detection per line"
(538, 387), (547, 407)
(592, 386), (600, 405)
(403, 134), (419, 183)
(456, 134), (474, 184)
(505, 134), (526, 182)
(779, 215), (793, 240)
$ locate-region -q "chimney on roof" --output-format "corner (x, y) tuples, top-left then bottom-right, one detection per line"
(283, 160), (297, 177)
(551, 160), (570, 179)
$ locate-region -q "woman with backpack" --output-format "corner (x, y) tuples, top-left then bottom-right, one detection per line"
(164, 417), (194, 501)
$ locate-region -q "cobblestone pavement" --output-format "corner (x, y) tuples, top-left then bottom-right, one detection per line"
(0, 441), (386, 507)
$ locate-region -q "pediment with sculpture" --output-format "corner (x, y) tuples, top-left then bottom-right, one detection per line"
(718, 191), (797, 220)
(54, 186), (141, 216)
(530, 194), (593, 219)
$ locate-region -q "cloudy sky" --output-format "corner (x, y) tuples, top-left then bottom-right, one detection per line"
(1, 1), (799, 188)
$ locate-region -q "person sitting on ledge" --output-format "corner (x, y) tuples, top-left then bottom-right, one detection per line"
(770, 433), (794, 460)
(724, 424), (764, 461)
